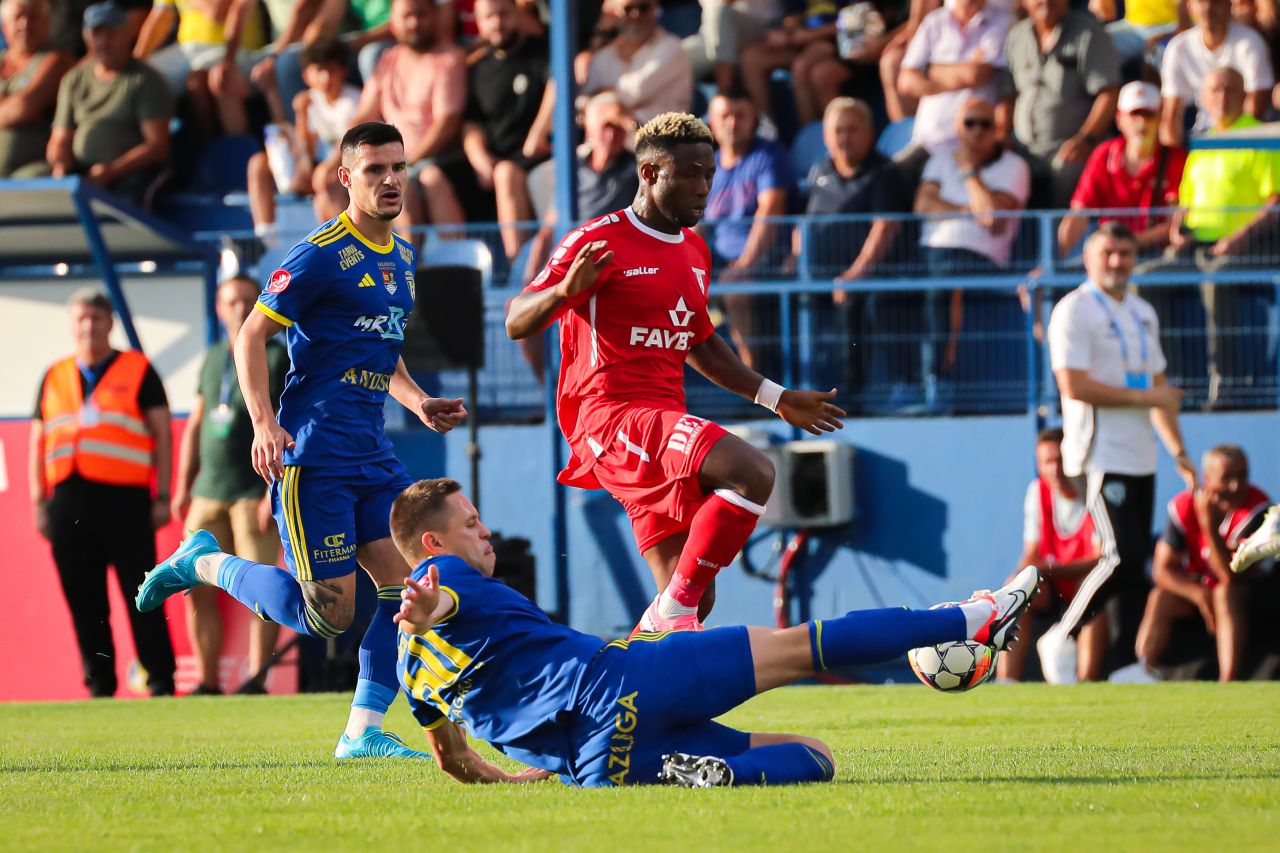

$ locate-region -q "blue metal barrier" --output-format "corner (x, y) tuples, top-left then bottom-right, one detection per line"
(203, 205), (1280, 423)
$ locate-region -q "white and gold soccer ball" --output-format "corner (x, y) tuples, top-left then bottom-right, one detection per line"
(908, 640), (997, 692)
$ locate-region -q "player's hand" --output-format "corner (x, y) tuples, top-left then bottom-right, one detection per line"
(507, 767), (554, 783)
(1175, 452), (1198, 490)
(151, 499), (171, 530)
(420, 397), (467, 434)
(34, 501), (50, 540)
(395, 567), (441, 631)
(558, 241), (614, 299)
(1195, 587), (1216, 635)
(170, 487), (190, 525)
(1144, 383), (1183, 411)
(776, 388), (846, 435)
(251, 420), (296, 483)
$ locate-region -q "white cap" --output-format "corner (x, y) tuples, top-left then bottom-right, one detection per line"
(1117, 81), (1160, 114)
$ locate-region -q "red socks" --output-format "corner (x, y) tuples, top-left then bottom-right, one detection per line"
(666, 491), (764, 607)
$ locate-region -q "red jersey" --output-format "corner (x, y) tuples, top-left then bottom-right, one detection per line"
(1036, 478), (1097, 601)
(1163, 485), (1270, 587)
(1071, 138), (1187, 233)
(524, 208), (716, 487)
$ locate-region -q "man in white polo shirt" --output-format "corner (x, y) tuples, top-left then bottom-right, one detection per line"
(1040, 221), (1198, 683)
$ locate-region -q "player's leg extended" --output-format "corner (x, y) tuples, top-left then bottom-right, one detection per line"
(640, 532), (717, 622)
(995, 584), (1051, 682)
(646, 433), (773, 627)
(660, 729), (836, 788)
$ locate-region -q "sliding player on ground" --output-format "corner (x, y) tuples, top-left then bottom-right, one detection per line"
(383, 478), (1038, 787)
(506, 112), (846, 635)
(138, 121), (466, 758)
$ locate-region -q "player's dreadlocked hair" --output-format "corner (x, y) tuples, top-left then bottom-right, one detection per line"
(635, 112), (714, 163)
(390, 478), (464, 562)
(340, 121), (404, 164)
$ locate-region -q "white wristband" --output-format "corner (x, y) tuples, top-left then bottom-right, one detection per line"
(754, 379), (785, 413)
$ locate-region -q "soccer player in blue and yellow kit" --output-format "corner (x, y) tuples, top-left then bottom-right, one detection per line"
(387, 478), (1040, 787)
(138, 122), (466, 758)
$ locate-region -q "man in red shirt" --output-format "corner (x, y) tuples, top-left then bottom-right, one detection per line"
(1135, 444), (1269, 681)
(1057, 81), (1187, 257)
(506, 112), (845, 634)
(997, 428), (1106, 682)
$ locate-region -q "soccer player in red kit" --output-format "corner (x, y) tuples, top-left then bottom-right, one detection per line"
(506, 112), (846, 633)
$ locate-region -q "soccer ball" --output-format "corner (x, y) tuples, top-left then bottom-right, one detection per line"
(908, 640), (997, 692)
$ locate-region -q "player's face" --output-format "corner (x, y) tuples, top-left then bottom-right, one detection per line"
(1083, 234), (1136, 290)
(340, 142), (408, 221)
(1035, 440), (1067, 493)
(69, 302), (112, 355)
(1202, 453), (1248, 510)
(429, 493), (496, 575)
(644, 142), (716, 229)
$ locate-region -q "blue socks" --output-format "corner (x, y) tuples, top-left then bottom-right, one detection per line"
(724, 743), (835, 786)
(352, 587), (406, 713)
(217, 555), (342, 638)
(808, 606), (967, 671)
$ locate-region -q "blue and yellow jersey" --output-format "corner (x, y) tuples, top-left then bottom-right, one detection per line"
(396, 556), (607, 776)
(255, 213), (417, 466)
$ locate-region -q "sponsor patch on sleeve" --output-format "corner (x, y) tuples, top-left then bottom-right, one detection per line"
(267, 269), (292, 293)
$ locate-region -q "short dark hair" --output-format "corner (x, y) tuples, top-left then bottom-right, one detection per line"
(1037, 427), (1064, 445)
(1092, 221), (1137, 245)
(390, 478), (464, 563)
(634, 111), (714, 163)
(340, 121), (404, 164)
(711, 85), (752, 106)
(301, 38), (349, 69)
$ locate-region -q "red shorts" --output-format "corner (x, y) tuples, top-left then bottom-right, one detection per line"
(559, 405), (728, 553)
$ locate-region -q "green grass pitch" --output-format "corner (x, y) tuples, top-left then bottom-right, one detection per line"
(2, 683), (1277, 851)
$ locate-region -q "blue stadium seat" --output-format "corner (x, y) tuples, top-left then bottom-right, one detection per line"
(660, 2), (702, 40)
(875, 118), (915, 158)
(791, 121), (826, 193)
(187, 135), (261, 195)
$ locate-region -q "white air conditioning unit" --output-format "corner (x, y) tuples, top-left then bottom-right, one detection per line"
(762, 440), (855, 528)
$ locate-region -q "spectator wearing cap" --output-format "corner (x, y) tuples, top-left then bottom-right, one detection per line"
(45, 1), (172, 208)
(1159, 0), (1273, 147)
(1002, 0), (1121, 209)
(897, 0), (1011, 180)
(580, 0), (692, 125)
(0, 0), (73, 178)
(705, 87), (794, 371)
(1134, 444), (1270, 682)
(1059, 81), (1188, 257)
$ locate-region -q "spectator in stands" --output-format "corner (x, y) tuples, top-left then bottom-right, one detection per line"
(705, 87), (793, 370)
(580, 0), (692, 124)
(46, 2), (172, 208)
(1231, 0), (1279, 82)
(172, 276), (287, 696)
(459, 0), (551, 263)
(1133, 444), (1270, 681)
(517, 91), (639, 382)
(343, 0), (467, 232)
(896, 0), (1010, 181)
(0, 0), (73, 178)
(1002, 0), (1121, 209)
(30, 288), (177, 698)
(133, 0), (267, 138)
(997, 428), (1108, 683)
(246, 39), (359, 248)
(1159, 0), (1273, 147)
(914, 96), (1029, 275)
(1042, 222), (1196, 685)
(48, 0), (148, 55)
(245, 0), (328, 127)
(1171, 66), (1280, 261)
(738, 1), (846, 125)
(879, 0), (940, 125)
(684, 0), (782, 92)
(1099, 0), (1185, 76)
(1058, 81), (1187, 257)
(800, 96), (910, 408)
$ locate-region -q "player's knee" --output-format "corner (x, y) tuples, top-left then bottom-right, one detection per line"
(737, 448), (775, 503)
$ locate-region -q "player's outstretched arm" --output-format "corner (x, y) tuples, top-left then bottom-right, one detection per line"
(389, 357), (467, 434)
(424, 721), (554, 784)
(393, 567), (449, 634)
(505, 240), (614, 340)
(688, 335), (846, 436)
(234, 309), (294, 483)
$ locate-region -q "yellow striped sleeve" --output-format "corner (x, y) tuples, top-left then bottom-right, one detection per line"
(421, 717), (447, 732)
(254, 301), (293, 327)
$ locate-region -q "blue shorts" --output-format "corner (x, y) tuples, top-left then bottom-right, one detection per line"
(567, 626), (756, 787)
(272, 460), (413, 581)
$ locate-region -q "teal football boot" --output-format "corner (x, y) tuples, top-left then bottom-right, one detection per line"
(135, 529), (219, 612)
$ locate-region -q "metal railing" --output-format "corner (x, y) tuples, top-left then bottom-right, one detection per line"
(205, 205), (1280, 423)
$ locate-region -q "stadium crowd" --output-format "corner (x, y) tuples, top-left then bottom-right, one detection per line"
(11, 0), (1280, 689)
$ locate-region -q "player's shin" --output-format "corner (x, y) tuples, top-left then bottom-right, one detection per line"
(724, 743), (835, 786)
(660, 491), (763, 616)
(807, 606), (972, 670)
(344, 586), (405, 738)
(209, 554), (340, 637)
